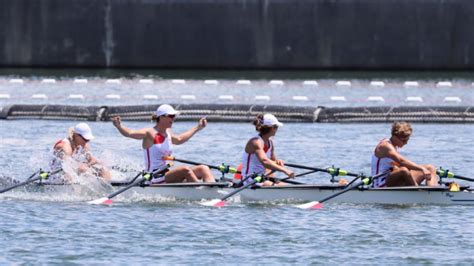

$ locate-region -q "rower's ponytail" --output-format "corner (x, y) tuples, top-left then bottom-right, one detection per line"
(252, 114), (271, 135)
(151, 114), (161, 123)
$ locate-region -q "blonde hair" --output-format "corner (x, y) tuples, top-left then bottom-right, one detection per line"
(68, 127), (75, 141)
(391, 122), (413, 137)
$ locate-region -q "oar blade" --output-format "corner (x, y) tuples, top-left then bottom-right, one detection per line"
(200, 199), (226, 207)
(296, 201), (323, 209)
(88, 197), (113, 205)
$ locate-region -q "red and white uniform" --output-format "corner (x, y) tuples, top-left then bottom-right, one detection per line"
(241, 135), (273, 185)
(143, 130), (172, 184)
(49, 138), (89, 183)
(371, 138), (397, 187)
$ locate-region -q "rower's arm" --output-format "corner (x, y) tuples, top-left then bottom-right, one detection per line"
(172, 117), (207, 145)
(250, 140), (293, 177)
(112, 116), (148, 139)
(383, 144), (425, 172)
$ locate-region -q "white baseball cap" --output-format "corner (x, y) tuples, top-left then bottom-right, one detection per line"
(155, 104), (180, 117)
(262, 114), (283, 127)
(74, 123), (95, 140)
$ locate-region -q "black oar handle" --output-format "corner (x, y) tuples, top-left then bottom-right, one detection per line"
(286, 163), (360, 177)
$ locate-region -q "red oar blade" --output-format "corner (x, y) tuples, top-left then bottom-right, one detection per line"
(200, 199), (226, 207)
(296, 201), (323, 209)
(88, 197), (113, 205)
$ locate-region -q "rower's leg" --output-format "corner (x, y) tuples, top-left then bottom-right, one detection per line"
(386, 167), (417, 186)
(412, 164), (438, 186)
(165, 166), (199, 183)
(192, 165), (215, 182)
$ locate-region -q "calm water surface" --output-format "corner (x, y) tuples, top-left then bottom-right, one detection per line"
(1, 120), (473, 264)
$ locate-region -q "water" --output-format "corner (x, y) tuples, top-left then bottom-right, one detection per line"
(1, 119), (473, 264)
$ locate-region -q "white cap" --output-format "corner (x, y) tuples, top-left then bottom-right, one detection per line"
(155, 104), (180, 117)
(74, 123), (95, 140)
(262, 114), (283, 127)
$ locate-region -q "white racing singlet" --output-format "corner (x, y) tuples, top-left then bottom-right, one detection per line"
(371, 138), (398, 187)
(143, 130), (172, 184)
(241, 135), (273, 185)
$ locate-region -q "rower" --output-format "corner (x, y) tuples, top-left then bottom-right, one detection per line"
(240, 114), (294, 187)
(112, 104), (215, 183)
(371, 121), (438, 187)
(50, 123), (111, 182)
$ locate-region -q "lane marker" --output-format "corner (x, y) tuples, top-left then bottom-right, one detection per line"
(255, 95), (270, 101)
(9, 79), (24, 84)
(336, 81), (351, 86)
(32, 94), (48, 99)
(405, 96), (423, 102)
(370, 81), (385, 87)
(139, 79), (154, 84)
(171, 79), (186, 84)
(237, 80), (251, 85)
(0, 94), (11, 99)
(74, 79), (88, 84)
(292, 96), (308, 101)
(303, 80), (318, 86)
(404, 81), (419, 87)
(219, 95), (234, 100)
(106, 79), (121, 84)
(444, 96), (461, 103)
(68, 94), (85, 100)
(204, 80), (219, 85)
(436, 81), (452, 87)
(105, 94), (121, 99)
(330, 96), (347, 101)
(143, 95), (158, 100)
(367, 96), (385, 102)
(42, 79), (56, 83)
(269, 80), (284, 86)
(181, 95), (196, 100)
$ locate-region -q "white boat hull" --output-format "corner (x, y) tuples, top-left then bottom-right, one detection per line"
(239, 185), (474, 205)
(5, 181), (474, 205)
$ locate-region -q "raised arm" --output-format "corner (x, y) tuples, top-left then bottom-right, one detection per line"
(112, 116), (149, 140)
(171, 117), (207, 145)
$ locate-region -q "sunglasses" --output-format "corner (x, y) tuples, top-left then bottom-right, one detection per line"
(165, 114), (176, 119)
(76, 134), (90, 142)
(397, 134), (410, 141)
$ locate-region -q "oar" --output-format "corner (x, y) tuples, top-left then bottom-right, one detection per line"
(88, 163), (172, 205)
(267, 176), (305, 185)
(163, 156), (240, 174)
(285, 163), (361, 177)
(296, 170), (390, 209)
(201, 171), (275, 207)
(0, 169), (62, 194)
(437, 167), (474, 183)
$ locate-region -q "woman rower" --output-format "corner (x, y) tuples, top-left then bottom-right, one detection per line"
(112, 104), (215, 183)
(371, 121), (438, 187)
(240, 114), (294, 186)
(50, 123), (111, 182)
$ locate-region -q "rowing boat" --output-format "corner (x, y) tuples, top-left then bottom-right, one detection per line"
(6, 181), (473, 205)
(239, 184), (474, 205)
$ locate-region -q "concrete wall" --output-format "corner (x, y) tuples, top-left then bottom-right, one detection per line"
(1, 0), (474, 69)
